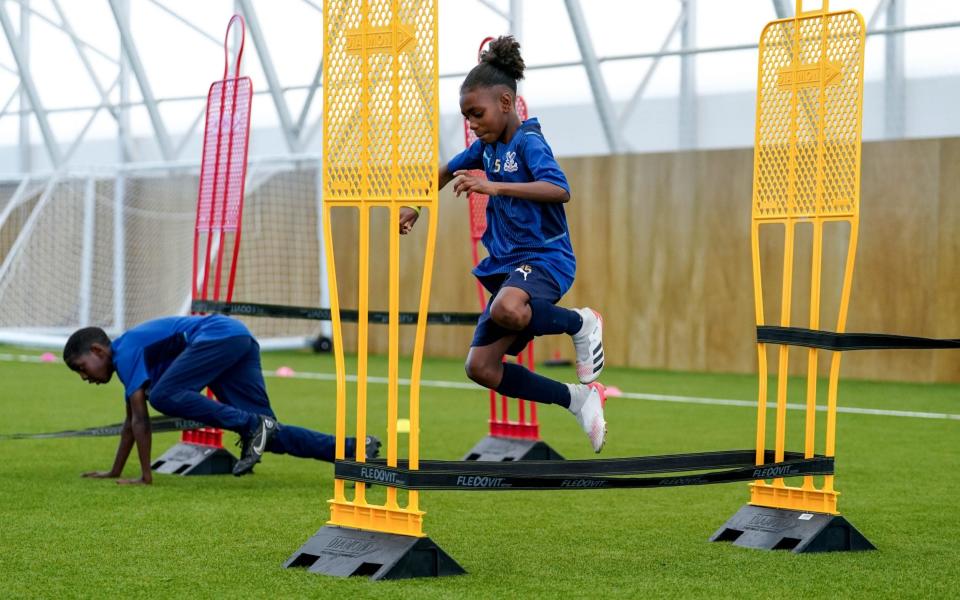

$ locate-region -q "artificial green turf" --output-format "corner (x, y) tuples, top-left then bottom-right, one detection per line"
(1, 346), (957, 598)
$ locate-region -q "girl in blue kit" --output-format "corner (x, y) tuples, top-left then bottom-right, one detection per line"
(63, 315), (378, 483)
(400, 36), (608, 452)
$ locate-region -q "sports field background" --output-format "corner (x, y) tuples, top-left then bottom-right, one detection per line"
(1, 345), (957, 598)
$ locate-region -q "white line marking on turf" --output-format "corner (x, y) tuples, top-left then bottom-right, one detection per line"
(3, 353), (956, 421)
(266, 368), (960, 422)
(0, 353), (44, 363)
(613, 391), (960, 421)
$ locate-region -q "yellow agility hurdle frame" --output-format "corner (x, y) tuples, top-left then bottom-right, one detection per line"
(712, 0), (873, 553)
(749, 0), (865, 514)
(321, 0), (438, 538)
(284, 0), (464, 579)
(284, 0), (463, 579)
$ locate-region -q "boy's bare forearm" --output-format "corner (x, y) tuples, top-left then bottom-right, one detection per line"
(128, 390), (153, 483)
(108, 422), (135, 475)
(130, 419), (152, 483)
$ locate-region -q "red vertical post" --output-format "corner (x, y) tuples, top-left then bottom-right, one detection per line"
(180, 15), (253, 450)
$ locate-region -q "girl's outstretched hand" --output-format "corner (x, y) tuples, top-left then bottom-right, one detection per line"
(399, 206), (420, 234)
(451, 170), (496, 197)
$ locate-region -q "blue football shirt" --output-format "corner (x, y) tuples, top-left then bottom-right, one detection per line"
(110, 315), (250, 400)
(447, 118), (576, 294)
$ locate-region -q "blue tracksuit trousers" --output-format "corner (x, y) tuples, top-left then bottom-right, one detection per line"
(147, 335), (354, 462)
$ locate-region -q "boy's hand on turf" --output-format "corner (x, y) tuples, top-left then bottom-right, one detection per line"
(451, 170), (496, 198)
(82, 470), (120, 479)
(117, 476), (152, 486)
(399, 206), (419, 235)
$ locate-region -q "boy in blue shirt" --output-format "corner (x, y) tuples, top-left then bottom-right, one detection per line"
(400, 36), (608, 452)
(63, 315), (378, 484)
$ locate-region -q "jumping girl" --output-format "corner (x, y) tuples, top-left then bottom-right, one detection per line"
(400, 36), (607, 452)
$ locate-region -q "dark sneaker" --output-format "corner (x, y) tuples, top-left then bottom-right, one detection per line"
(234, 436), (252, 472)
(232, 415), (278, 476)
(365, 435), (381, 460)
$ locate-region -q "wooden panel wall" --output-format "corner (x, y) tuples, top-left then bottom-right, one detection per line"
(325, 137), (959, 383)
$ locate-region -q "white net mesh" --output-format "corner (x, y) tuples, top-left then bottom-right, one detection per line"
(0, 156), (327, 347)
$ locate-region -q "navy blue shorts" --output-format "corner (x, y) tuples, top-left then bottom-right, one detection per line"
(471, 264), (563, 356)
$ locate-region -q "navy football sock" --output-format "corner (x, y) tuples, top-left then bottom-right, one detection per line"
(495, 362), (571, 408)
(527, 299), (582, 336)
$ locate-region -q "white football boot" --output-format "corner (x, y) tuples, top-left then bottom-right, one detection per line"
(572, 308), (604, 384)
(568, 382), (607, 453)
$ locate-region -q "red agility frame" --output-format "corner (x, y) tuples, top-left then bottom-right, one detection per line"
(465, 37), (539, 441)
(181, 15), (254, 449)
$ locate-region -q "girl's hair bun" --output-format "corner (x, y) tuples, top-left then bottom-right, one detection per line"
(462, 35), (525, 93)
(480, 36), (525, 81)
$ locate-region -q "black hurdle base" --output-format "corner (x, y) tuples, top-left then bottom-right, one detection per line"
(151, 442), (237, 476)
(284, 525), (465, 580)
(710, 504), (875, 553)
(462, 435), (564, 462)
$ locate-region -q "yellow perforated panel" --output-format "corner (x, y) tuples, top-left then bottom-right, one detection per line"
(753, 10), (865, 220)
(322, 0), (438, 538)
(749, 3), (866, 516)
(324, 0), (438, 205)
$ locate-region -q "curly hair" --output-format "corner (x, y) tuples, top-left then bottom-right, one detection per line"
(461, 35), (525, 94)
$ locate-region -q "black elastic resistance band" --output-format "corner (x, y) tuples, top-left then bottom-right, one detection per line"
(192, 299), (480, 325)
(758, 325), (960, 351)
(0, 417), (205, 440)
(334, 455), (833, 491)
(334, 449), (832, 491)
(360, 449), (804, 477)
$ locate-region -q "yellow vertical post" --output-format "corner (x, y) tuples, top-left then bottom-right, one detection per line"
(386, 201), (400, 511)
(804, 220), (823, 491)
(325, 204), (347, 505)
(355, 205), (369, 505)
(751, 223), (767, 468)
(322, 0), (438, 538)
(824, 220), (859, 493)
(774, 221), (794, 474)
(748, 0), (865, 515)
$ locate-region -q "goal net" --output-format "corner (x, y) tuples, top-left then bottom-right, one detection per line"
(0, 155), (330, 349)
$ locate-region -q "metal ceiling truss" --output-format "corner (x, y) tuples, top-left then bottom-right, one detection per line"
(235, 0), (301, 153)
(0, 0), (60, 167)
(563, 0), (623, 153)
(0, 0), (956, 169)
(883, 0), (905, 138)
(108, 0), (174, 160)
(678, 0), (696, 150)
